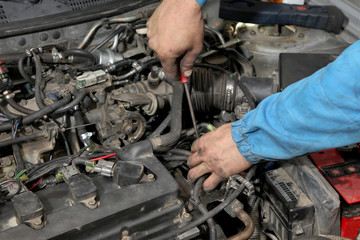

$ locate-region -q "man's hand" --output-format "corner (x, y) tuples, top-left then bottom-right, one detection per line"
(187, 123), (252, 191)
(147, 0), (204, 79)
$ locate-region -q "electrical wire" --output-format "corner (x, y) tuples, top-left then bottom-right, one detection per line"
(28, 177), (45, 190)
(15, 169), (27, 179)
(89, 153), (116, 161)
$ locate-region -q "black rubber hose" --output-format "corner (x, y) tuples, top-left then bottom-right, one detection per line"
(150, 77), (183, 151)
(0, 105), (21, 119)
(194, 63), (256, 110)
(6, 97), (35, 115)
(62, 49), (96, 65)
(73, 109), (87, 138)
(109, 59), (137, 72)
(147, 166), (257, 240)
(52, 89), (87, 115)
(161, 156), (188, 161)
(12, 144), (25, 172)
(169, 148), (192, 157)
(148, 114), (171, 139)
(0, 133), (41, 148)
(138, 58), (160, 73)
(18, 54), (35, 85)
(0, 95), (71, 133)
(39, 53), (92, 65)
(0, 53), (22, 65)
(193, 176), (217, 240)
(33, 54), (46, 109)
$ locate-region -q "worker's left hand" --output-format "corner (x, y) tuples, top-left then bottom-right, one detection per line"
(187, 123), (253, 192)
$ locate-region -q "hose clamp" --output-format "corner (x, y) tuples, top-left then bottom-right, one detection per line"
(225, 174), (255, 197)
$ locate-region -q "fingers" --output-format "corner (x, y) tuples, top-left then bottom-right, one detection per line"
(187, 162), (211, 183)
(191, 137), (201, 152)
(203, 173), (225, 192)
(180, 47), (202, 77)
(160, 57), (179, 80)
(187, 150), (202, 168)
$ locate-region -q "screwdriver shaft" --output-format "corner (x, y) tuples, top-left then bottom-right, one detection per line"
(184, 82), (199, 139)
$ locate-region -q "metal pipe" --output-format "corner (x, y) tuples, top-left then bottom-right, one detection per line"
(227, 209), (255, 240)
(77, 14), (142, 49)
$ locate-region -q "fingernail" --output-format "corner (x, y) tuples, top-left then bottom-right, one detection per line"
(183, 70), (193, 77)
(203, 185), (211, 192)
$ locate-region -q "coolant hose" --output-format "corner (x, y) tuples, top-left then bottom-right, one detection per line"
(18, 54), (35, 85)
(0, 95), (71, 132)
(108, 59), (137, 72)
(6, 96), (35, 115)
(73, 109), (87, 137)
(52, 89), (87, 115)
(12, 144), (25, 172)
(62, 49), (96, 65)
(0, 133), (42, 148)
(33, 54), (46, 109)
(0, 104), (21, 119)
(150, 77), (183, 151)
(148, 114), (171, 139)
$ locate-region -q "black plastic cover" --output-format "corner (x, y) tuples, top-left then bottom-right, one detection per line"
(263, 168), (315, 240)
(0, 141), (182, 240)
(12, 191), (44, 223)
(279, 53), (337, 90)
(68, 174), (97, 202)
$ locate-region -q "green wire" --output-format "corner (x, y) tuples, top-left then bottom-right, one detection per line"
(15, 169), (27, 180)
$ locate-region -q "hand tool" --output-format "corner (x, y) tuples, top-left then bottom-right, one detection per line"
(181, 73), (199, 139)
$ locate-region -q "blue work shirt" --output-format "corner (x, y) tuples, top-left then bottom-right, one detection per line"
(232, 40), (360, 163)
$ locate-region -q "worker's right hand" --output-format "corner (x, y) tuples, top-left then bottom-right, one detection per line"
(147, 0), (204, 80)
(187, 123), (253, 192)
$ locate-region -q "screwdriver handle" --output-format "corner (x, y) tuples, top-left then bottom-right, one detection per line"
(181, 73), (189, 84)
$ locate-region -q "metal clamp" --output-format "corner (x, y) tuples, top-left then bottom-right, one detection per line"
(225, 174), (255, 197)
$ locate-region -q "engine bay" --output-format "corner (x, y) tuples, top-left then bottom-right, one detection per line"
(0, 0), (359, 239)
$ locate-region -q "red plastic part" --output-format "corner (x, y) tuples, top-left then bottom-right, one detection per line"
(180, 73), (188, 84)
(310, 149), (344, 169)
(341, 216), (360, 239)
(310, 149), (360, 204)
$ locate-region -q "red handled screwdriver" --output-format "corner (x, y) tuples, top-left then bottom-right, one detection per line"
(181, 73), (199, 139)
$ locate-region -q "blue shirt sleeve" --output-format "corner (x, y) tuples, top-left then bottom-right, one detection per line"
(196, 0), (207, 7)
(232, 40), (360, 164)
